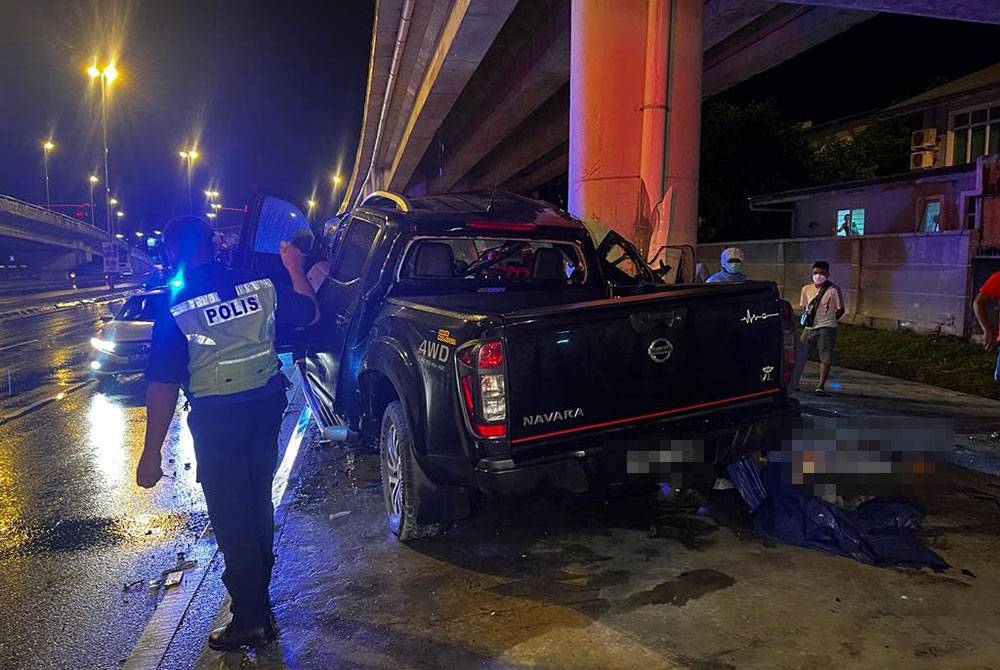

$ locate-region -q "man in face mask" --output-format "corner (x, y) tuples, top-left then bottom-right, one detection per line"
(799, 260), (845, 396)
(706, 247), (748, 283)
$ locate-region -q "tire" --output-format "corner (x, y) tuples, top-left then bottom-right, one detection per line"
(379, 400), (443, 540)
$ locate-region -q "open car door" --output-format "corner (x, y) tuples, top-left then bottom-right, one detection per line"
(234, 193), (318, 353)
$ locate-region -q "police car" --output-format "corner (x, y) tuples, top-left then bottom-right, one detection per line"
(90, 290), (169, 383)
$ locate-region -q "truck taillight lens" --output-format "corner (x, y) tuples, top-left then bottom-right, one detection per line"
(478, 341), (504, 369)
(779, 300), (795, 386)
(457, 340), (507, 438)
(480, 374), (506, 421)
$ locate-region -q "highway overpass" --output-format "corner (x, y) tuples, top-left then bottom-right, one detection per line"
(0, 195), (154, 280)
(342, 0), (1000, 272)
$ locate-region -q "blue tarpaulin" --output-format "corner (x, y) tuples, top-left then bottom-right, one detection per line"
(726, 457), (948, 571)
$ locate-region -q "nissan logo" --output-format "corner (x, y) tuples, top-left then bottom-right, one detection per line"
(647, 337), (674, 363)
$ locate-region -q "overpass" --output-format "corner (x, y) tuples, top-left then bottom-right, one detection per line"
(342, 0), (1000, 271)
(0, 195), (154, 279)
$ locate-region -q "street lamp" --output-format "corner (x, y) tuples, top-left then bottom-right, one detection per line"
(87, 62), (119, 239)
(307, 198), (317, 222)
(135, 231), (144, 238)
(88, 175), (99, 226)
(206, 212), (217, 220)
(179, 150), (199, 214)
(42, 141), (55, 210)
(109, 197), (118, 207)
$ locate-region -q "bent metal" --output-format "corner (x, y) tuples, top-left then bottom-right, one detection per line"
(523, 408), (584, 427)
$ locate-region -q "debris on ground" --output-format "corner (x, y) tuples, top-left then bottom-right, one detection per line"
(160, 559), (198, 577)
(163, 570), (184, 588)
(328, 511), (351, 521)
(727, 457), (948, 570)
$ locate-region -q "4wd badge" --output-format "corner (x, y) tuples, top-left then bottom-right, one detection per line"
(647, 337), (674, 363)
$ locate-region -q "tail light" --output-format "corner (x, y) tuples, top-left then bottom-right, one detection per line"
(457, 340), (508, 438)
(779, 300), (795, 387)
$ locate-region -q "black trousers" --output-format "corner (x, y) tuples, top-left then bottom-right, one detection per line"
(188, 391), (287, 628)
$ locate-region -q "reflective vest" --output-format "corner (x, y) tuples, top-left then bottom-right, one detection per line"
(169, 278), (280, 399)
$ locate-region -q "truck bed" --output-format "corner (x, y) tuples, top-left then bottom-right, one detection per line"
(393, 281), (788, 451)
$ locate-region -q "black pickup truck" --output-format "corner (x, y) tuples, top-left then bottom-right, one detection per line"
(237, 190), (798, 540)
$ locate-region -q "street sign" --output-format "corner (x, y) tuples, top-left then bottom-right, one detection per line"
(117, 244), (132, 275)
(102, 242), (132, 275)
(102, 242), (118, 274)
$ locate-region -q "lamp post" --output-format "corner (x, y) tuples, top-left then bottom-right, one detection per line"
(179, 150), (199, 214)
(88, 175), (99, 226)
(87, 63), (118, 239)
(42, 141), (55, 210)
(307, 198), (317, 222)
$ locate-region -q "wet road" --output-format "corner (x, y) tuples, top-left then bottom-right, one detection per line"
(0, 297), (128, 418)
(0, 299), (206, 669)
(0, 376), (210, 669)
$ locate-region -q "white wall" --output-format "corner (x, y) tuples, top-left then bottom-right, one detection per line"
(700, 230), (975, 336)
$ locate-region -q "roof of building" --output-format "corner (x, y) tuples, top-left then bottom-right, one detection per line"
(749, 163), (976, 206)
(886, 62), (1000, 115)
(805, 62), (1000, 136)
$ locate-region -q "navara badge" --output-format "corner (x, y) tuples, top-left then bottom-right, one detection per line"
(647, 337), (674, 363)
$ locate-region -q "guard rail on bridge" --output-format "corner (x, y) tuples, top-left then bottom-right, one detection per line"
(0, 194), (110, 244)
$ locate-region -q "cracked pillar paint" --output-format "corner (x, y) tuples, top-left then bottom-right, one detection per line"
(569, 0), (702, 269)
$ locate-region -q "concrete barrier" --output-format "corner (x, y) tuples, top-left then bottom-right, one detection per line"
(699, 230), (975, 336)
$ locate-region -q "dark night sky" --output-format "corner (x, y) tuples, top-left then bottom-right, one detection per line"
(722, 13), (1000, 124)
(0, 0), (374, 235)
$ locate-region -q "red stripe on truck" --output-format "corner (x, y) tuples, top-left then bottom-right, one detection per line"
(511, 388), (782, 445)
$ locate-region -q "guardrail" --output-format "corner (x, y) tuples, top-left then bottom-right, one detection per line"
(0, 194), (109, 241)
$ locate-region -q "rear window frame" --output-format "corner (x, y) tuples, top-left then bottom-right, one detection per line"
(394, 234), (593, 289)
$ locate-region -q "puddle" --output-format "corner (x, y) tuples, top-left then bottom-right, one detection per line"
(618, 569), (736, 611)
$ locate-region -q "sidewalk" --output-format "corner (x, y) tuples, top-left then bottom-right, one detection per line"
(186, 366), (1000, 670)
(795, 363), (1000, 433)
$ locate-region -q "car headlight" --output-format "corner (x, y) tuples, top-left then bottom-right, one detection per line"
(90, 337), (116, 354)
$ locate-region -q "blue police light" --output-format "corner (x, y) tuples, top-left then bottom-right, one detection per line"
(169, 277), (184, 289)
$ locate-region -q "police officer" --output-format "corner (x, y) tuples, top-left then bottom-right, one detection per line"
(136, 215), (318, 650)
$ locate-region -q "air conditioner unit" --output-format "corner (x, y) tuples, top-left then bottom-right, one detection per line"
(910, 150), (935, 170)
(911, 128), (938, 150)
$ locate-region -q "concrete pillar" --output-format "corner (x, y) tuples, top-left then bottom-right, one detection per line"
(569, 0), (703, 271)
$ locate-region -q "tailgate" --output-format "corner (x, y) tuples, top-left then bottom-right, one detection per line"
(503, 284), (785, 446)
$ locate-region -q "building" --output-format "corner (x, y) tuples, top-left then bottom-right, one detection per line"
(699, 64), (1000, 338)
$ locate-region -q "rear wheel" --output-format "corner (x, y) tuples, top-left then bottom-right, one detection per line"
(379, 401), (443, 541)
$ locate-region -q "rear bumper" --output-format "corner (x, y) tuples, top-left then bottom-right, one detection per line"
(473, 397), (799, 498)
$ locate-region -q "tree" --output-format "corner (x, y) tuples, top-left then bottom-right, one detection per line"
(806, 116), (916, 184)
(698, 100), (811, 242)
(698, 100), (916, 242)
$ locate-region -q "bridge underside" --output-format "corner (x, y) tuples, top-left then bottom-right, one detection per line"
(345, 0), (1000, 253)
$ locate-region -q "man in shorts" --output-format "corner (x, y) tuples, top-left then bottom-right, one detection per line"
(799, 261), (845, 396)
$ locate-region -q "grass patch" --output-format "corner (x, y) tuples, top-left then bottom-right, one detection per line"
(829, 324), (999, 400)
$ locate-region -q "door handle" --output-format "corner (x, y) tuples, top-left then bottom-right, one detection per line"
(630, 309), (687, 334)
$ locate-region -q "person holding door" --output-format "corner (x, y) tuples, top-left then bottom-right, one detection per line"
(136, 215), (319, 651)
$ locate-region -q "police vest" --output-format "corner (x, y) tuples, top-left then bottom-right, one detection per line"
(169, 278), (280, 399)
